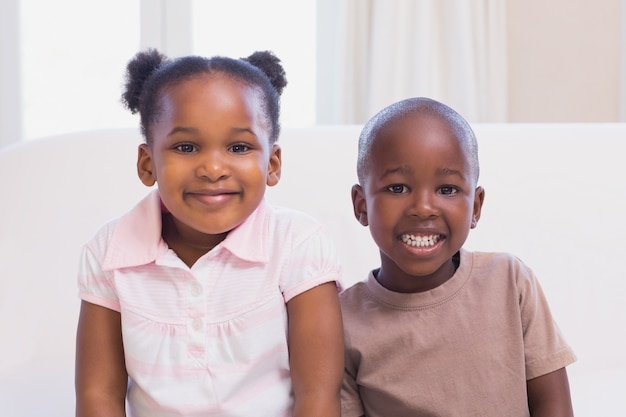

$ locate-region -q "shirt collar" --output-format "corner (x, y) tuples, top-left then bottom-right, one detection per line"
(101, 189), (270, 270)
(219, 199), (270, 263)
(101, 189), (165, 270)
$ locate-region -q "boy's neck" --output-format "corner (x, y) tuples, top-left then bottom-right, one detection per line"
(375, 252), (460, 294)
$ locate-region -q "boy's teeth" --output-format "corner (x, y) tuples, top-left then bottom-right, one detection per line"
(401, 234), (440, 247)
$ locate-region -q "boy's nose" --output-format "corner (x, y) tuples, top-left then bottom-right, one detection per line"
(408, 191), (438, 219)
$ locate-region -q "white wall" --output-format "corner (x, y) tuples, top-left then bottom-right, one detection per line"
(0, 1), (624, 148)
(507, 0), (622, 122)
(0, 0), (22, 148)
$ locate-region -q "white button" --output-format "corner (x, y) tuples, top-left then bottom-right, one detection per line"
(192, 318), (203, 331)
(191, 282), (202, 296)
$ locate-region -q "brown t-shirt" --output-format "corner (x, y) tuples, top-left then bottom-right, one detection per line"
(340, 249), (576, 417)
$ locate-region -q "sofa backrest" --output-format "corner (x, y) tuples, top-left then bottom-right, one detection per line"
(1, 124), (625, 416)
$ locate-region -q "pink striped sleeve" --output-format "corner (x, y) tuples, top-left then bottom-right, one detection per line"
(77, 243), (121, 312)
(281, 225), (341, 302)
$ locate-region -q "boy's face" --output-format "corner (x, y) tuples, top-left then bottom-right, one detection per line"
(352, 113), (484, 293)
(136, 74), (281, 248)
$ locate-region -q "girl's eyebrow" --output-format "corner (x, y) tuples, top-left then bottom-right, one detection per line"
(231, 126), (258, 137)
(166, 126), (258, 137)
(167, 126), (198, 137)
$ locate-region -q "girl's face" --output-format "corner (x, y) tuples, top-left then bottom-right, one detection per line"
(352, 113), (484, 293)
(137, 73), (281, 250)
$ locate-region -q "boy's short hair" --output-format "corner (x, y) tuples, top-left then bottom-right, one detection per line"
(356, 97), (480, 185)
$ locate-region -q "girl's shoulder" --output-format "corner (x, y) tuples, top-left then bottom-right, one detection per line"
(83, 191), (161, 267)
(264, 203), (336, 250)
(265, 203), (326, 233)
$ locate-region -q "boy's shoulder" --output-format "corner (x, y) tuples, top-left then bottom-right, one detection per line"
(339, 279), (369, 303)
(338, 273), (396, 323)
(467, 249), (535, 279)
(338, 279), (379, 333)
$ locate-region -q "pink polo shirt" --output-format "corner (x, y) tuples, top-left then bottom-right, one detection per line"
(78, 189), (341, 417)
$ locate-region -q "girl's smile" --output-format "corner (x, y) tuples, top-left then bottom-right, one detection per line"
(185, 188), (241, 208)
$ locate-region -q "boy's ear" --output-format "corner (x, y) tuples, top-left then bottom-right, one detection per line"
(137, 144), (157, 187)
(351, 184), (369, 226)
(266, 144), (282, 187)
(471, 186), (485, 228)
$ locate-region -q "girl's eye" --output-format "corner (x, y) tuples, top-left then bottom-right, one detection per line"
(439, 186), (458, 195)
(388, 184), (408, 194)
(174, 143), (197, 153)
(230, 144), (250, 153)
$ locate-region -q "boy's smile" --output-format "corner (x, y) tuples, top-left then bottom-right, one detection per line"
(136, 73), (281, 254)
(352, 112), (484, 293)
(400, 233), (443, 251)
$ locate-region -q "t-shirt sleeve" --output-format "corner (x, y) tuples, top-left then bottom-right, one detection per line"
(280, 224), (342, 302)
(516, 259), (577, 379)
(77, 243), (121, 312)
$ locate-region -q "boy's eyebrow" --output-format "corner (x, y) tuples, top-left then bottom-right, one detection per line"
(380, 165), (466, 180)
(380, 165), (412, 179)
(437, 167), (466, 179)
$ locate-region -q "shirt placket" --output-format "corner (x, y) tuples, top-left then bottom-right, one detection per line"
(186, 275), (206, 366)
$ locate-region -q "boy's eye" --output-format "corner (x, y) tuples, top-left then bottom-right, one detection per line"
(230, 143), (250, 153)
(387, 184), (408, 194)
(439, 186), (458, 195)
(174, 143), (197, 153)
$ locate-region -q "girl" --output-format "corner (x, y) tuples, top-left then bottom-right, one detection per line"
(75, 49), (344, 417)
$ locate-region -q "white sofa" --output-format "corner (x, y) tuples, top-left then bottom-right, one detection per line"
(1, 124), (625, 416)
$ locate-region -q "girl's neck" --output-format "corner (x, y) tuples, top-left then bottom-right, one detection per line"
(161, 213), (228, 267)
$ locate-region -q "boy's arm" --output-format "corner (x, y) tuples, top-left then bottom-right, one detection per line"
(75, 300), (128, 417)
(527, 367), (574, 417)
(287, 281), (344, 417)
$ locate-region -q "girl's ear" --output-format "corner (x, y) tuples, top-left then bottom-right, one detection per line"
(351, 184), (369, 226)
(137, 144), (157, 187)
(471, 186), (485, 228)
(266, 144), (282, 187)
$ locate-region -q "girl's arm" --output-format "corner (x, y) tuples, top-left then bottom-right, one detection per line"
(527, 367), (574, 417)
(75, 300), (128, 417)
(287, 281), (344, 417)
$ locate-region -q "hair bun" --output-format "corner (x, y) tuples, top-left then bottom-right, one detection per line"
(243, 51), (287, 96)
(121, 49), (169, 114)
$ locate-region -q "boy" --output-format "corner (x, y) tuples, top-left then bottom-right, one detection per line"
(340, 97), (576, 417)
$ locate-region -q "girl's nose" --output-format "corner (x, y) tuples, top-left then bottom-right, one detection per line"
(196, 151), (229, 182)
